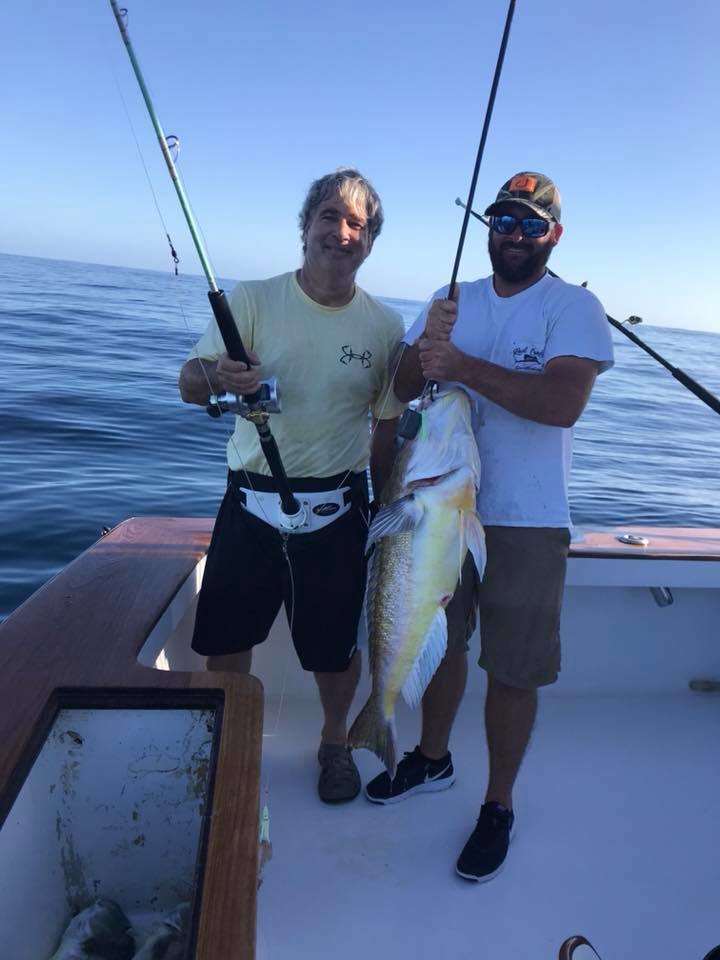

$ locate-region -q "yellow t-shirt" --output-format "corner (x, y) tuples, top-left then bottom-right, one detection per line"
(188, 271), (406, 476)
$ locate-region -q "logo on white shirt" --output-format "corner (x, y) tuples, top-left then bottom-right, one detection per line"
(512, 341), (544, 371)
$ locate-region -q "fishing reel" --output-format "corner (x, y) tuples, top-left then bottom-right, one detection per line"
(206, 376), (281, 419)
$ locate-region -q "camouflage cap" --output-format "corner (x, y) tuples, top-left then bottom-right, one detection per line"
(484, 172), (561, 222)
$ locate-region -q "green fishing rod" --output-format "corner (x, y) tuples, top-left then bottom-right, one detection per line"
(455, 197), (720, 418)
(400, 0), (517, 439)
(109, 1), (304, 524)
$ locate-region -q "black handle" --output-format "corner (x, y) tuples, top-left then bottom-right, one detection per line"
(208, 289), (261, 404)
(206, 290), (300, 516)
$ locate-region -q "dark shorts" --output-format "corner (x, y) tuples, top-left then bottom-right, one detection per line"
(447, 526), (571, 689)
(192, 471), (369, 672)
(445, 554), (480, 650)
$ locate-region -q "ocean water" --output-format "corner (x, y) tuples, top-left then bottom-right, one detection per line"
(1, 252), (719, 621)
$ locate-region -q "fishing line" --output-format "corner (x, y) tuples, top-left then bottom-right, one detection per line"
(171, 145), (219, 285)
(106, 8), (413, 872)
(260, 346), (412, 807)
(334, 340), (410, 528)
(106, 7), (296, 890)
(252, 345), (413, 837)
(106, 30), (272, 526)
(109, 66), (180, 273)
(106, 2), (300, 691)
(103, 26), (222, 409)
(111, 4), (409, 529)
(109, 1), (303, 528)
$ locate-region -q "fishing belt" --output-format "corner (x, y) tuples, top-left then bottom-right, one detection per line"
(228, 469), (368, 534)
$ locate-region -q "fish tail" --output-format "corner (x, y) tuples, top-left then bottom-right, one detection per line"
(348, 696), (397, 777)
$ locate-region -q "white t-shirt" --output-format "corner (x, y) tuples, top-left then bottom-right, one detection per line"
(189, 272), (406, 476)
(405, 273), (615, 527)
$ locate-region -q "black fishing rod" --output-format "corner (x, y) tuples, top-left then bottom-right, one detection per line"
(400, 0), (517, 439)
(448, 0), (516, 303)
(109, 1), (304, 524)
(455, 197), (720, 418)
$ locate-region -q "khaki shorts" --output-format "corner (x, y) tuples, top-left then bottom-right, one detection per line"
(446, 526), (571, 689)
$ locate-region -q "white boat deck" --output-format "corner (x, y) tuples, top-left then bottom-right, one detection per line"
(256, 690), (720, 960)
(134, 524), (720, 958)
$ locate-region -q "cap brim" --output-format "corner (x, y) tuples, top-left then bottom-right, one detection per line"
(484, 199), (555, 221)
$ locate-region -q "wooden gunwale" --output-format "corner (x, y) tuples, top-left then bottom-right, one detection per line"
(569, 526), (720, 560)
(0, 516), (261, 960)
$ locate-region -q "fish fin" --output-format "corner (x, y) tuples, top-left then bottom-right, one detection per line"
(464, 512), (486, 580)
(348, 696), (397, 777)
(366, 495), (424, 553)
(401, 607), (447, 708)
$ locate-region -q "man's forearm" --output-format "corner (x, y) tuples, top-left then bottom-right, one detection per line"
(393, 343), (426, 402)
(370, 418), (400, 502)
(179, 358), (220, 406)
(457, 354), (596, 428)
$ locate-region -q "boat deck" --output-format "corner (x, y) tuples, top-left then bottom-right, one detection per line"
(256, 690), (720, 960)
(2, 518), (719, 958)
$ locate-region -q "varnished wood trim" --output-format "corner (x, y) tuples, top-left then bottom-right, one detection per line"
(0, 517), (263, 959)
(570, 526), (720, 561)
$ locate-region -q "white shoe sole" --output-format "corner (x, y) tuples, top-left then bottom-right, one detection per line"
(364, 773), (456, 805)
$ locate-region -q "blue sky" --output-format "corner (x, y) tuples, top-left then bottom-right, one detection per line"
(3, 0), (719, 332)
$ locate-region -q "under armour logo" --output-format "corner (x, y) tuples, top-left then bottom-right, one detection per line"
(340, 344), (372, 368)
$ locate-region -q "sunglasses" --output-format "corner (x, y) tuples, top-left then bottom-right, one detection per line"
(489, 215), (552, 238)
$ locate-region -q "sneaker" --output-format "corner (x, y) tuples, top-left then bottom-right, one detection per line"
(317, 744), (361, 804)
(455, 801), (515, 882)
(364, 746), (455, 804)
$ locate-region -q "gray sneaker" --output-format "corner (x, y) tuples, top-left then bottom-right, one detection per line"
(317, 744), (361, 803)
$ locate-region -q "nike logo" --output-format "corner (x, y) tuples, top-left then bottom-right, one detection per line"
(425, 763), (451, 781)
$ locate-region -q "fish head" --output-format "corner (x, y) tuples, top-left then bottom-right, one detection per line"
(400, 388), (480, 492)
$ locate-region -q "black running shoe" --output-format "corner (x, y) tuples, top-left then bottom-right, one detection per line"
(364, 746), (455, 804)
(455, 801), (515, 882)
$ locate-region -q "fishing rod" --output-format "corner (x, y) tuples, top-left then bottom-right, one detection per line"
(399, 0), (517, 440)
(448, 0), (516, 303)
(455, 197), (720, 418)
(109, 1), (304, 525)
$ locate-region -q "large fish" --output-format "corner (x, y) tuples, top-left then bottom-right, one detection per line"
(49, 899), (135, 960)
(348, 387), (485, 776)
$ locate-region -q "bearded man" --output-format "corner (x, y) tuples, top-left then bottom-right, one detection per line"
(366, 172), (615, 883)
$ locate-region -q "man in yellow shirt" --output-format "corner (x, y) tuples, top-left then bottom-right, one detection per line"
(179, 169), (405, 803)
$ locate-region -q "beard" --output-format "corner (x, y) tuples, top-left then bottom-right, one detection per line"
(488, 234), (554, 283)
